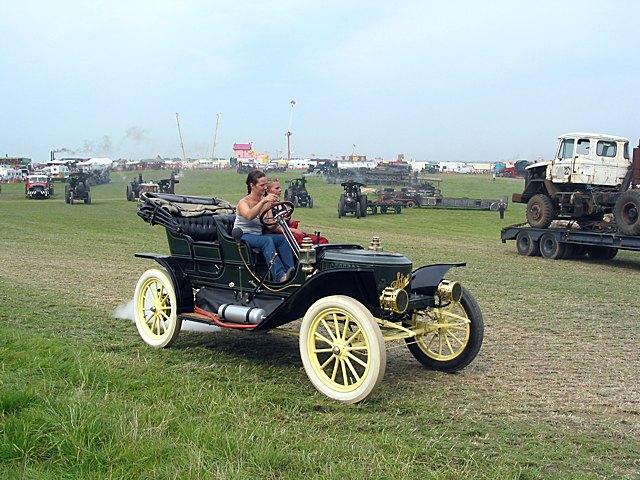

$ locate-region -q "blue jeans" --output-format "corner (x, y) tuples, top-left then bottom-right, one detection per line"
(242, 234), (294, 281)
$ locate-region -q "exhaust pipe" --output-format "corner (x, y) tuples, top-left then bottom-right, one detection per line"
(217, 304), (266, 325)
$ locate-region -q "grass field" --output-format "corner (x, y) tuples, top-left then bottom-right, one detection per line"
(1, 170), (638, 479)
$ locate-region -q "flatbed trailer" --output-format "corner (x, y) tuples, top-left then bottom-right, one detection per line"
(501, 224), (640, 260)
(367, 201), (403, 214)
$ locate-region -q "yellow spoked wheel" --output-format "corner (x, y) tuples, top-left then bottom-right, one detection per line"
(300, 295), (386, 403)
(405, 286), (484, 372)
(133, 268), (182, 348)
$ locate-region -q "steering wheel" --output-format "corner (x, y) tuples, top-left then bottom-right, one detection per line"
(259, 201), (295, 228)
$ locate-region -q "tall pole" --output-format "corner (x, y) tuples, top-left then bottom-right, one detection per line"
(175, 113), (187, 162)
(211, 112), (221, 160)
(286, 100), (295, 161)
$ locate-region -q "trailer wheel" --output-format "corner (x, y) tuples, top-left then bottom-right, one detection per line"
(526, 194), (556, 229)
(515, 231), (539, 256)
(614, 190), (640, 236)
(539, 232), (566, 259)
(586, 246), (618, 260)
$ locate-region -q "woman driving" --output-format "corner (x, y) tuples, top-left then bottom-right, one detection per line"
(233, 170), (295, 283)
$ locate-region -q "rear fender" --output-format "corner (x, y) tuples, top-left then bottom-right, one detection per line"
(411, 263), (465, 296)
(135, 253), (194, 313)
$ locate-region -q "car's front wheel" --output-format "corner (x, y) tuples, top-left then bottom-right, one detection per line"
(134, 268), (182, 348)
(300, 295), (386, 403)
(405, 287), (483, 372)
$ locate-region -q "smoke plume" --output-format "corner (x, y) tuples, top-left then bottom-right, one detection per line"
(112, 299), (219, 332)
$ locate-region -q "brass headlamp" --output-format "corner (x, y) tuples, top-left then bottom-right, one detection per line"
(436, 280), (462, 303)
(379, 272), (410, 313)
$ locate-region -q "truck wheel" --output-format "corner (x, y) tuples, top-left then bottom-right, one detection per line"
(515, 231), (539, 256)
(586, 246), (618, 260)
(299, 295), (386, 403)
(526, 194), (556, 229)
(614, 190), (640, 236)
(406, 201), (416, 208)
(539, 233), (565, 259)
(338, 196), (345, 218)
(404, 287), (484, 372)
(134, 268), (182, 348)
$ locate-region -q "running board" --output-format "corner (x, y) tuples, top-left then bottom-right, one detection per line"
(178, 312), (216, 325)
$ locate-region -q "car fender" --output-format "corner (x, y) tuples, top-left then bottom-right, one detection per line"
(256, 269), (381, 330)
(134, 253), (194, 313)
(411, 263), (465, 296)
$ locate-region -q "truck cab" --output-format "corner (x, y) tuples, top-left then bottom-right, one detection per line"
(548, 132), (629, 186)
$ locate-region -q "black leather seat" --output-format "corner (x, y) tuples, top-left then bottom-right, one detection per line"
(173, 213), (267, 268)
(173, 215), (219, 242)
(214, 213), (236, 239)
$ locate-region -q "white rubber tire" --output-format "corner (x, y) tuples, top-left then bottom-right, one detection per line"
(133, 268), (182, 348)
(300, 295), (386, 403)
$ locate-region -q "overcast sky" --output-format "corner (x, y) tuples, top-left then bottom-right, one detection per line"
(1, 0), (639, 163)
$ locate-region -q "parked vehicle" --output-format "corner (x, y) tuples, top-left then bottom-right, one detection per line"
(134, 192), (484, 403)
(512, 133), (640, 235)
(25, 174), (53, 199)
(501, 224), (637, 261)
(284, 177), (313, 207)
(338, 180), (367, 218)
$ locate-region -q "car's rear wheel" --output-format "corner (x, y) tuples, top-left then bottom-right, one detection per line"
(134, 268), (182, 348)
(300, 295), (386, 403)
(404, 287), (483, 372)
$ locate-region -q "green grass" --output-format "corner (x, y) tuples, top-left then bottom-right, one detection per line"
(0, 170), (638, 479)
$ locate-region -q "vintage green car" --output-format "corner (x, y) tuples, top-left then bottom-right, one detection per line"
(133, 192), (484, 403)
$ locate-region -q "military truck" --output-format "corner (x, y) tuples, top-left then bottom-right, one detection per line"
(512, 133), (640, 235)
